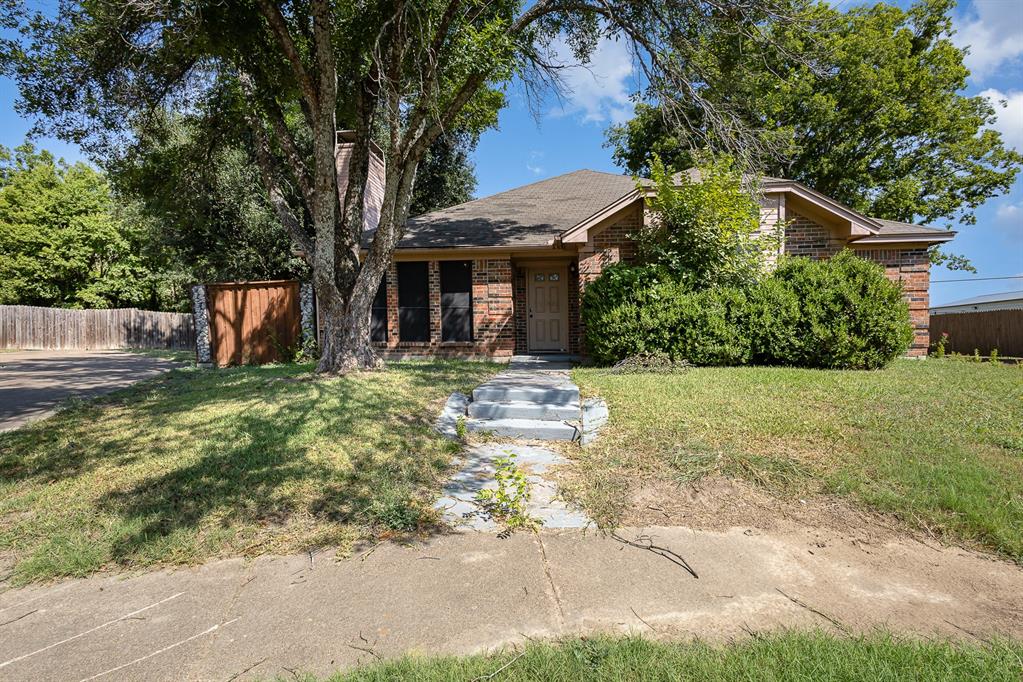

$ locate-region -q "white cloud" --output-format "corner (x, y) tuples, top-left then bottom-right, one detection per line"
(996, 203), (1020, 220)
(953, 0), (1023, 81)
(545, 36), (636, 125)
(526, 150), (545, 175)
(979, 88), (1023, 151)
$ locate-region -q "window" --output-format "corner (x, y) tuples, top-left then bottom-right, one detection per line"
(371, 277), (387, 342)
(397, 261), (430, 342)
(440, 260), (473, 342)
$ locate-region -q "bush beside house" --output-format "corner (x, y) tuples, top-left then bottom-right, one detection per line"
(582, 156), (915, 370)
(583, 252), (913, 370)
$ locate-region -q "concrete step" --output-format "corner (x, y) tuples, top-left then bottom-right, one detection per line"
(465, 418), (579, 442)
(471, 385), (580, 404)
(467, 400), (580, 421)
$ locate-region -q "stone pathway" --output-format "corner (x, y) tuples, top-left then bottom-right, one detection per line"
(433, 356), (593, 531)
(433, 443), (591, 530)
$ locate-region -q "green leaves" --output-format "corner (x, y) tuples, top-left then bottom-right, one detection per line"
(640, 154), (771, 290)
(0, 142), (159, 309)
(608, 0), (1022, 229)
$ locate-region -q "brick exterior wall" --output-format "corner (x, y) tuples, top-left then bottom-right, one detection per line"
(373, 257), (515, 357)
(853, 247), (931, 357)
(783, 211), (845, 259)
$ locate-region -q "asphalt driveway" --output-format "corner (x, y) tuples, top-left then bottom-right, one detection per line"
(0, 350), (186, 431)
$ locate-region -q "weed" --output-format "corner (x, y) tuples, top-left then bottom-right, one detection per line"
(472, 453), (539, 533)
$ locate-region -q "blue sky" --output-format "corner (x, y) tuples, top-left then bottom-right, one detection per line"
(2, 0), (1021, 306)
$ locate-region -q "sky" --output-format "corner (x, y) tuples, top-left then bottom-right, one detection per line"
(1, 0), (1021, 306)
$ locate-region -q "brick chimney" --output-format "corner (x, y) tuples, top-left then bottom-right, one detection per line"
(336, 130), (385, 232)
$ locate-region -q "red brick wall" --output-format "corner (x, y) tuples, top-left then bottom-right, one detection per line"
(852, 247), (931, 357)
(783, 212), (844, 259)
(373, 257), (515, 357)
(576, 205), (643, 353)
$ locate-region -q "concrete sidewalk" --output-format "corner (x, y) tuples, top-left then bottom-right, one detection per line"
(1, 527), (1020, 681)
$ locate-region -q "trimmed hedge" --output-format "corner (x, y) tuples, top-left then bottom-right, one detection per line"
(583, 251), (913, 370)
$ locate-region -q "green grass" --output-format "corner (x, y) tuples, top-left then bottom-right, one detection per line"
(0, 360), (498, 583)
(571, 359), (1023, 560)
(297, 633), (1023, 681)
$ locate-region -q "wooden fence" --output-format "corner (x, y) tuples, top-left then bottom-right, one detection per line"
(930, 309), (1023, 357)
(0, 305), (195, 351)
(206, 280), (301, 366)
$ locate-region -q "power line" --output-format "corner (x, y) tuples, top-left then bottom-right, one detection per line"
(931, 276), (1023, 283)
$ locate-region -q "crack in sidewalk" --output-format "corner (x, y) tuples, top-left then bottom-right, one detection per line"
(534, 534), (566, 631)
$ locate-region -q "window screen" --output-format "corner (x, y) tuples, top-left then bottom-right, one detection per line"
(371, 277), (387, 343)
(440, 260), (473, 342)
(397, 261), (430, 342)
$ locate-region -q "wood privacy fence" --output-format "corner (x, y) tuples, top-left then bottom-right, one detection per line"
(0, 305), (195, 351)
(206, 280), (301, 366)
(930, 309), (1023, 357)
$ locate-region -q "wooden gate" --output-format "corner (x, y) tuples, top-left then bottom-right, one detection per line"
(206, 280), (301, 366)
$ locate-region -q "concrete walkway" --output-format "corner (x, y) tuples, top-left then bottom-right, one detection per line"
(1, 527), (1020, 681)
(434, 356), (592, 530)
(0, 350), (185, 431)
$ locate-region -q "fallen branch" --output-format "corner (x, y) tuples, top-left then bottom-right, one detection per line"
(610, 531), (699, 579)
(471, 650), (526, 681)
(775, 588), (848, 633)
(226, 656), (268, 681)
(630, 606), (657, 632)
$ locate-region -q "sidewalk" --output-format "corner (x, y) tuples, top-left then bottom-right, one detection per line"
(1, 526), (1020, 681)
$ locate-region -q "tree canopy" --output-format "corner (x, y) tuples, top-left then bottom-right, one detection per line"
(0, 143), (160, 309)
(606, 0), (1021, 233)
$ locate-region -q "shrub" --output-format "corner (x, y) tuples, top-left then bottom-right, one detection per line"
(764, 251), (914, 369)
(583, 251), (913, 370)
(639, 154), (779, 290)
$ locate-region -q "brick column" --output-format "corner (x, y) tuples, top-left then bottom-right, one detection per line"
(429, 260), (442, 345)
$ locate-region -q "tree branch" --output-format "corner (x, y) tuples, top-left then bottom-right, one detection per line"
(255, 0), (318, 114)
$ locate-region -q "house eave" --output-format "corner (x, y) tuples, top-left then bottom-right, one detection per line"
(849, 232), (955, 246)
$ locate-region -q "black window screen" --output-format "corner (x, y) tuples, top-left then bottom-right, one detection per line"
(440, 260), (473, 342)
(398, 261), (430, 342)
(371, 277), (387, 342)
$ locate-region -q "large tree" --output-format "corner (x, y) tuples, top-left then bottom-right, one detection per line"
(0, 143), (162, 308)
(606, 0), (1021, 234)
(13, 0), (800, 372)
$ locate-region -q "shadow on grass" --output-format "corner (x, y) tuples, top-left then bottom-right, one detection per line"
(0, 360), (497, 577)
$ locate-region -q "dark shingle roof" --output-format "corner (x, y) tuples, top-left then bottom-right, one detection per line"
(871, 218), (952, 236)
(387, 170), (638, 249)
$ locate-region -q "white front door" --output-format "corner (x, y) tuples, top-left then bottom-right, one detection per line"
(527, 266), (569, 352)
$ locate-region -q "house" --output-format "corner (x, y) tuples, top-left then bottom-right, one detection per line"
(930, 291), (1023, 315)
(343, 137), (955, 360)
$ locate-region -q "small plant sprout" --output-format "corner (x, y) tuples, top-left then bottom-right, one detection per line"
(455, 415), (467, 441)
(472, 452), (540, 533)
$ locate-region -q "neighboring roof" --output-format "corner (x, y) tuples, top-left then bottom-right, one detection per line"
(387, 170), (637, 249)
(931, 290), (1023, 312)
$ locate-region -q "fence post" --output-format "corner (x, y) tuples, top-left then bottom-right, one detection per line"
(190, 285), (214, 368)
(299, 282), (317, 356)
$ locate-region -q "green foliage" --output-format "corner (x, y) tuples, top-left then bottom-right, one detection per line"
(584, 252), (913, 370)
(473, 454), (538, 532)
(756, 252), (915, 370)
(0, 143), (162, 309)
(607, 0), (1021, 232)
(641, 155), (775, 290)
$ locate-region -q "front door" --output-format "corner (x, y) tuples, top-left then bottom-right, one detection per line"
(527, 266), (569, 352)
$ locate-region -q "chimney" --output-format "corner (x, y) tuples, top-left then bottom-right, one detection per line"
(336, 130), (386, 232)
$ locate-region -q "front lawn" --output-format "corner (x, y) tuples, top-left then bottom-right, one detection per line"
(318, 633), (1023, 681)
(0, 360), (497, 584)
(571, 359), (1023, 560)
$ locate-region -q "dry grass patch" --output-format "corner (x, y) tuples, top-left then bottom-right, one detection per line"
(0, 360), (498, 584)
(569, 359), (1023, 560)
